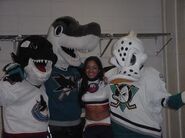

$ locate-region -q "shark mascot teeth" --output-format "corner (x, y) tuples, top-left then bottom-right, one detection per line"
(45, 16), (101, 138)
(0, 35), (57, 138)
(2, 16), (101, 138)
(105, 31), (185, 138)
(47, 16), (101, 69)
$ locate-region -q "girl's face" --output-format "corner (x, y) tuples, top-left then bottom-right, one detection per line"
(85, 60), (100, 79)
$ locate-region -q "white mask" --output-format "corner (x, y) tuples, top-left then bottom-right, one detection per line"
(110, 31), (147, 81)
(24, 59), (52, 86)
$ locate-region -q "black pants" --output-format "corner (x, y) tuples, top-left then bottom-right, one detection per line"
(83, 125), (114, 138)
(2, 131), (48, 138)
(49, 123), (83, 138)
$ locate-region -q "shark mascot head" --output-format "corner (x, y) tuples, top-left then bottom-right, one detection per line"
(105, 31), (147, 83)
(47, 16), (101, 69)
(11, 35), (57, 86)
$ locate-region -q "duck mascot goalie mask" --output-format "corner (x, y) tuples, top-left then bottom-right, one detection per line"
(0, 35), (57, 138)
(105, 31), (185, 138)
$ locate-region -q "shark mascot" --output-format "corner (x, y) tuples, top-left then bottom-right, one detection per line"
(0, 35), (57, 138)
(45, 16), (101, 138)
(105, 31), (185, 138)
(2, 16), (101, 138)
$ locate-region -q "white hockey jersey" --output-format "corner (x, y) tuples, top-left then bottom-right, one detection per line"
(107, 67), (170, 137)
(0, 79), (49, 134)
(82, 80), (111, 127)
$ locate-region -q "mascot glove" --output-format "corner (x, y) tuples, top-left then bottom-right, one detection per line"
(3, 63), (25, 82)
(182, 91), (185, 103)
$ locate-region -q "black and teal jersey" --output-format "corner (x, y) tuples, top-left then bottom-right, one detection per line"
(45, 66), (82, 126)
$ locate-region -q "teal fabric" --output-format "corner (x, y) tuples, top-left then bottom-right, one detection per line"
(167, 93), (185, 110)
(9, 65), (24, 79)
(45, 66), (82, 123)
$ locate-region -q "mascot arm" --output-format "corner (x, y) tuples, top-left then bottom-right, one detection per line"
(162, 92), (185, 110)
(3, 62), (25, 83)
(0, 81), (18, 105)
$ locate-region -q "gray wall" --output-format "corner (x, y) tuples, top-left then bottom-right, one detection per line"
(0, 0), (174, 137)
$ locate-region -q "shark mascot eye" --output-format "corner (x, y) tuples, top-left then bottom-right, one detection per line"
(11, 35), (57, 85)
(54, 25), (63, 36)
(43, 16), (101, 136)
(47, 16), (101, 69)
(105, 31), (147, 82)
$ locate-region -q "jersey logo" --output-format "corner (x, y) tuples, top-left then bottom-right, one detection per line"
(31, 95), (49, 122)
(53, 74), (75, 101)
(87, 83), (99, 93)
(110, 83), (138, 111)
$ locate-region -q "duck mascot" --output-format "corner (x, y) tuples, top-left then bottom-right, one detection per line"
(45, 16), (101, 138)
(0, 35), (57, 138)
(105, 31), (185, 138)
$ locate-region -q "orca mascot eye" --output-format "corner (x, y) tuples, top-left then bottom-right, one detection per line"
(29, 43), (38, 50)
(10, 35), (57, 85)
(12, 35), (57, 68)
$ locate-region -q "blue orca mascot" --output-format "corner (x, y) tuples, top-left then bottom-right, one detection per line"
(1, 35), (57, 138)
(45, 16), (101, 138)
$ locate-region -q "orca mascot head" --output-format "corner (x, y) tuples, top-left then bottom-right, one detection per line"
(11, 35), (57, 85)
(47, 16), (101, 69)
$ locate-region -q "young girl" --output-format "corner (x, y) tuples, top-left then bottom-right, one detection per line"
(79, 56), (113, 138)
